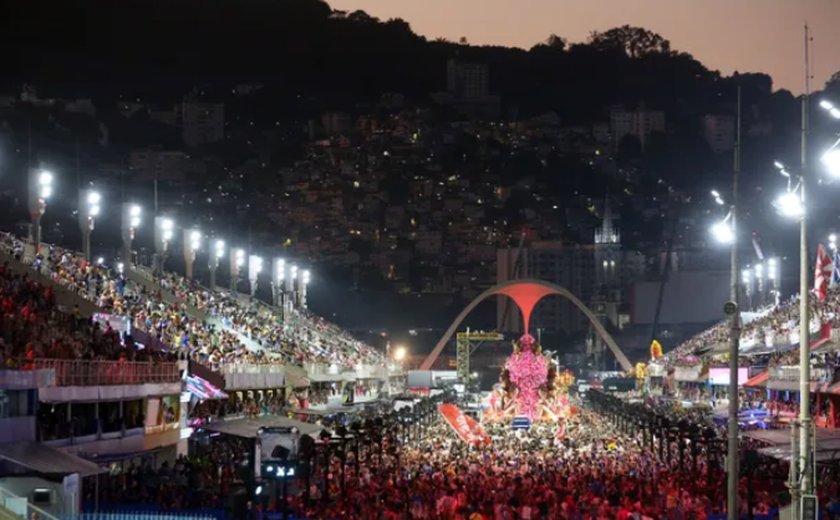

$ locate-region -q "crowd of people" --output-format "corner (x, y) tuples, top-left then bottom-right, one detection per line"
(661, 287), (840, 367)
(280, 400), (823, 520)
(88, 436), (252, 509)
(0, 231), (385, 376)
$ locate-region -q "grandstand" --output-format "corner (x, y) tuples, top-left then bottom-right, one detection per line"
(0, 231), (406, 520)
(655, 283), (840, 426)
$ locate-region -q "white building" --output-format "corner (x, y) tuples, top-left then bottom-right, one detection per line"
(447, 59), (489, 100)
(610, 107), (665, 150)
(702, 114), (736, 153)
(177, 101), (225, 147)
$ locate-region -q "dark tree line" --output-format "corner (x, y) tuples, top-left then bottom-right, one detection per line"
(3, 0), (824, 123)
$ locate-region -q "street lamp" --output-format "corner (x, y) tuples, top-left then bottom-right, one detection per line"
(154, 217), (175, 274)
(709, 191), (734, 244)
(121, 204), (141, 269)
(28, 169), (53, 254)
(819, 99), (840, 120)
(248, 255), (263, 296)
(394, 346), (406, 362)
(230, 248), (245, 292)
(767, 257), (780, 306)
(79, 189), (101, 261)
(773, 163), (806, 218)
(184, 229), (201, 281)
(774, 156), (812, 500)
(299, 269), (311, 309)
(210, 239), (224, 290)
(288, 265), (298, 308)
(272, 258), (286, 308)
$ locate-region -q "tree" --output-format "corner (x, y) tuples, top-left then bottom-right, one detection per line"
(348, 10), (378, 23)
(588, 26), (672, 58)
(545, 34), (567, 50)
(826, 70), (840, 96)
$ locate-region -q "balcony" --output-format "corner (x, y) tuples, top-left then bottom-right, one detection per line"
(33, 359), (180, 386)
(304, 363), (351, 382)
(767, 365), (834, 390)
(354, 364), (389, 380)
(218, 363), (285, 390)
(33, 359), (182, 401)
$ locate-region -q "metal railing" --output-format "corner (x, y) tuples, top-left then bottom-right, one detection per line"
(217, 363), (284, 375)
(69, 513), (216, 520)
(769, 365), (830, 383)
(32, 359), (180, 386)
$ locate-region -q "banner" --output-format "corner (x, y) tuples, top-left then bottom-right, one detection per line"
(439, 404), (491, 446)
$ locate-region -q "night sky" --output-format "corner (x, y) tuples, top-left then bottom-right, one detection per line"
(329, 0), (840, 95)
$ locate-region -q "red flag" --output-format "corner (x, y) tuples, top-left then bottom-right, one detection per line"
(815, 244), (833, 301)
(439, 404), (491, 446)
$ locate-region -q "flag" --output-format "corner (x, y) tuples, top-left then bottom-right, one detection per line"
(833, 252), (840, 287)
(814, 244), (833, 300)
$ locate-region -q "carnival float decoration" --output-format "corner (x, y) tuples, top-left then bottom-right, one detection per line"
(650, 339), (663, 359)
(634, 362), (647, 391)
(485, 333), (575, 423)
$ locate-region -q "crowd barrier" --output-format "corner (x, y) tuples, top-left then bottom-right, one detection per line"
(33, 359), (180, 386)
(74, 511), (219, 520)
(79, 505), (313, 520)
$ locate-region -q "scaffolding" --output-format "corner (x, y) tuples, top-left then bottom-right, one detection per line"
(456, 331), (504, 384)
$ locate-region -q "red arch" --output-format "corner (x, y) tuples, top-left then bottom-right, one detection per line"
(419, 279), (631, 371)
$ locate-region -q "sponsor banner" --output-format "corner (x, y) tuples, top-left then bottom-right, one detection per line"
(439, 404), (491, 446)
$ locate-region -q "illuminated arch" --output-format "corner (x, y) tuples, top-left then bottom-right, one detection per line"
(419, 279), (632, 372)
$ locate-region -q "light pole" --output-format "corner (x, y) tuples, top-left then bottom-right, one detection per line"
(288, 265), (298, 309)
(741, 268), (753, 309)
(230, 248), (245, 292)
(184, 229), (201, 281)
(819, 99), (840, 119)
(121, 204), (141, 269)
(773, 158), (811, 503)
(299, 269), (310, 309)
(79, 189), (101, 262)
(248, 255), (263, 297)
(154, 217), (175, 275)
(767, 257), (780, 306)
(210, 239), (224, 291)
(710, 86), (742, 520)
(27, 168), (52, 254)
(272, 258), (285, 308)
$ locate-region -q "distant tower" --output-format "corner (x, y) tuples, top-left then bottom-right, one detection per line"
(593, 196), (621, 329)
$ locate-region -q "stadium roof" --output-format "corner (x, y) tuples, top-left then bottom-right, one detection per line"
(0, 441), (106, 477)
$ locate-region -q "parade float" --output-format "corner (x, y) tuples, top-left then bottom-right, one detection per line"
(484, 333), (576, 425)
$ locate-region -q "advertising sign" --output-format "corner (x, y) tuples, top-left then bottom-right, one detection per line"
(708, 368), (749, 386)
(439, 404), (491, 446)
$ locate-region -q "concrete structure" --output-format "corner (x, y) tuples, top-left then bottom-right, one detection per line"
(497, 242), (595, 333)
(422, 279), (632, 372)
